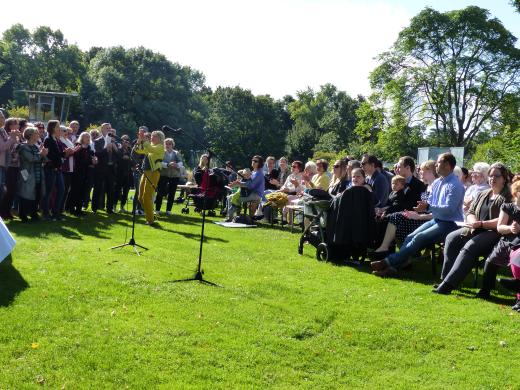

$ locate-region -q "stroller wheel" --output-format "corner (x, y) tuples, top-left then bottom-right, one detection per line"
(316, 243), (329, 261)
(298, 236), (305, 255)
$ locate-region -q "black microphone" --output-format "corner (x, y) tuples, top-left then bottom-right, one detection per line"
(161, 125), (183, 134)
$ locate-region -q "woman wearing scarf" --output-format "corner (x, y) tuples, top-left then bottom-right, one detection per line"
(16, 127), (48, 222)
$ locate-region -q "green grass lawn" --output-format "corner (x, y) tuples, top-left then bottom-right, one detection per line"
(1, 202), (520, 389)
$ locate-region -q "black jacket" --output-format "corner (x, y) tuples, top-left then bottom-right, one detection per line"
(326, 185), (375, 248)
(403, 176), (427, 210)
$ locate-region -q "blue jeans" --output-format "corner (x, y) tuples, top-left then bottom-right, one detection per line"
(387, 219), (458, 269)
(43, 168), (65, 217)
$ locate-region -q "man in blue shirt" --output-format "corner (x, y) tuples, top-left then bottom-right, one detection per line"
(371, 153), (464, 276)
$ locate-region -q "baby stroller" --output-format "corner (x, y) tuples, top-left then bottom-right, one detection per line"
(298, 190), (332, 261)
(181, 168), (228, 216)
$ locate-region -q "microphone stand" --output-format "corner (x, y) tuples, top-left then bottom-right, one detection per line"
(168, 126), (238, 287)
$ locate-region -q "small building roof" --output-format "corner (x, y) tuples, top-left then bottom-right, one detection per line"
(16, 90), (79, 97)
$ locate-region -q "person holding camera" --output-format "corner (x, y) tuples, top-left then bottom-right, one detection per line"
(92, 123), (120, 214)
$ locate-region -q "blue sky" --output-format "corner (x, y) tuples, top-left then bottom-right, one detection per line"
(1, 0), (518, 98)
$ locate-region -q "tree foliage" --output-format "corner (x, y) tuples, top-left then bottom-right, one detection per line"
(82, 46), (208, 150)
(0, 24), (85, 105)
(204, 87), (289, 167)
(287, 84), (360, 152)
(371, 6), (520, 147)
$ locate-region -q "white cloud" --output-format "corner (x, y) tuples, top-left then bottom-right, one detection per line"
(1, 0), (411, 98)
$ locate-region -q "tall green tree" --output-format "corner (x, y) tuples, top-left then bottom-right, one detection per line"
(82, 46), (208, 149)
(204, 87), (289, 166)
(287, 84), (361, 152)
(371, 6), (520, 147)
(0, 24), (85, 105)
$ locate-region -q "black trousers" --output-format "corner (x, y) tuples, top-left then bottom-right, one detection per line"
(92, 165), (116, 212)
(441, 228), (501, 288)
(114, 172), (132, 210)
(155, 176), (179, 212)
(70, 171), (89, 214)
(19, 183), (42, 219)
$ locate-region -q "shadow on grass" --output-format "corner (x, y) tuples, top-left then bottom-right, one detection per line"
(0, 255), (28, 307)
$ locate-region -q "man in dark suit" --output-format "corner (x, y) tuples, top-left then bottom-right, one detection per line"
(92, 123), (119, 213)
(361, 154), (390, 208)
(395, 156), (427, 210)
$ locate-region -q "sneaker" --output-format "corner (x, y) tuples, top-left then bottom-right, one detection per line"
(166, 211), (172, 216)
(136, 210), (144, 215)
(154, 210), (162, 215)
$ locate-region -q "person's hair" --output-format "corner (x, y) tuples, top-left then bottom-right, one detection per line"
(47, 120), (60, 137)
(225, 160), (233, 166)
(512, 173), (520, 184)
(453, 166), (463, 178)
(266, 156), (275, 163)
(489, 162), (510, 186)
(18, 119), (28, 130)
(399, 156), (416, 173)
(252, 155), (264, 168)
(511, 180), (520, 199)
(392, 175), (406, 186)
(461, 167), (469, 178)
(351, 167), (366, 178)
(78, 131), (91, 145)
(164, 138), (175, 147)
(473, 162), (491, 180)
(305, 161), (317, 175)
(316, 159), (328, 171)
(69, 120), (79, 127)
(138, 125), (149, 132)
(151, 130), (165, 144)
(348, 159), (361, 169)
(439, 152), (457, 169)
(420, 160), (438, 177)
(365, 154), (378, 166)
(199, 154), (209, 168)
(34, 121), (44, 129)
(292, 160), (303, 172)
(59, 125), (68, 135)
(23, 127), (37, 141)
(279, 156), (288, 164)
(101, 122), (111, 128)
(4, 117), (18, 132)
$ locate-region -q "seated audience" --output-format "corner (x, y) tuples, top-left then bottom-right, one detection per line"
(373, 160), (437, 258)
(226, 156), (265, 221)
(303, 159), (330, 190)
(463, 162), (490, 213)
(434, 163), (511, 294)
(476, 180), (520, 301)
(371, 153), (464, 276)
(361, 154), (389, 208)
